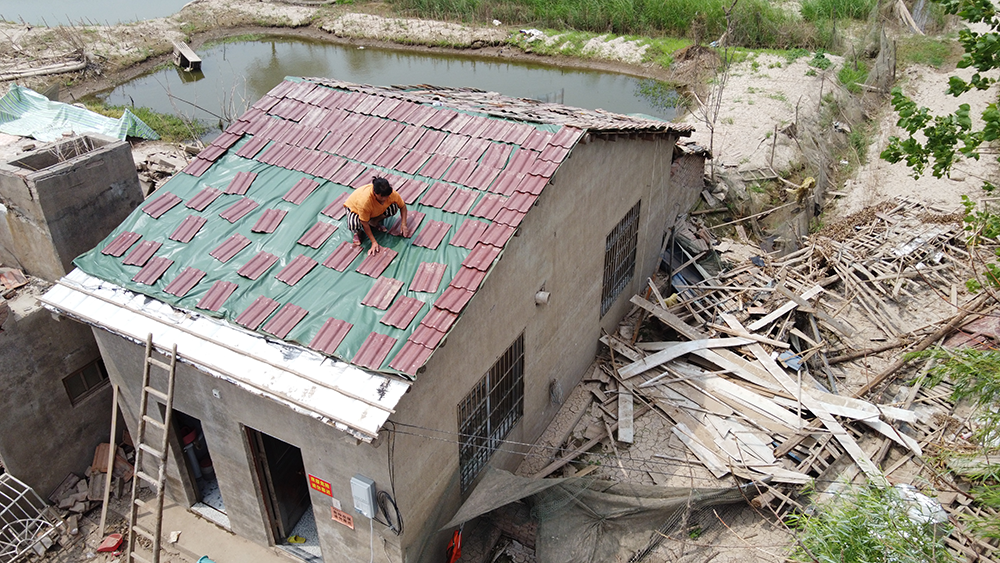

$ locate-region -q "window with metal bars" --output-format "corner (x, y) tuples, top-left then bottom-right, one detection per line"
(457, 333), (525, 492)
(601, 201), (641, 316)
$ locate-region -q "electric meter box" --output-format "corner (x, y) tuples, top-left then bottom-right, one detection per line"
(350, 474), (377, 519)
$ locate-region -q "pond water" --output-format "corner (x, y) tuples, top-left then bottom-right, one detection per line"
(0, 0), (191, 26)
(91, 37), (683, 139)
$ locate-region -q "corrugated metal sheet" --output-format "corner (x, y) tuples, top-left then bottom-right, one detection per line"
(283, 177), (321, 205)
(164, 267), (206, 297)
(308, 317), (353, 354)
(388, 341), (434, 375)
(220, 198), (259, 222)
(419, 306), (458, 332)
(210, 234), (251, 263)
(469, 194), (507, 221)
(142, 192), (182, 219)
(297, 221), (338, 248)
(252, 209), (288, 233)
(321, 193), (349, 220)
(434, 286), (475, 314)
(352, 332), (397, 370)
(321, 242), (362, 272)
(262, 303), (308, 338)
(276, 255), (318, 286)
(197, 280), (239, 311)
(388, 211), (423, 237)
(409, 262), (447, 292)
(361, 277), (404, 310)
(449, 266), (486, 291)
(450, 219), (488, 249)
(132, 256), (173, 285)
(462, 243), (501, 271)
(412, 220), (451, 250)
(442, 188), (477, 215)
(238, 252), (279, 280)
(356, 248), (398, 278)
(235, 295), (280, 330)
(170, 215), (208, 243)
(122, 240), (161, 266)
(379, 296), (424, 330)
(101, 231), (141, 256)
(480, 223), (516, 248)
(226, 172), (258, 195)
(186, 187), (223, 211)
(408, 324), (446, 348)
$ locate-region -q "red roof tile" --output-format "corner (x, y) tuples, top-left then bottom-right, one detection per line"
(443, 158), (476, 185)
(331, 162), (366, 185)
(291, 150), (326, 174)
(182, 157), (212, 177)
(539, 144), (571, 162)
(490, 171), (524, 196)
(235, 296), (280, 330)
(493, 207), (526, 227)
(469, 194), (507, 221)
(393, 124), (424, 148)
(354, 139), (384, 163)
(459, 115), (490, 137)
(164, 267), (206, 297)
(170, 215), (207, 243)
(321, 193), (350, 220)
(462, 243), (502, 271)
(262, 303), (308, 338)
(394, 179), (428, 204)
(388, 341), (434, 375)
(197, 280), (238, 312)
(534, 160), (560, 177)
(220, 198), (259, 223)
(466, 165), (501, 191)
(356, 247), (398, 278)
(409, 261), (447, 293)
(507, 149), (538, 175)
(210, 234), (251, 263)
(321, 242), (363, 272)
(411, 220), (451, 250)
(419, 183), (455, 208)
(314, 156), (346, 181)
(101, 231), (141, 256)
(198, 145), (226, 162)
(480, 223), (516, 248)
(521, 129), (552, 151)
(424, 110), (458, 130)
(442, 188), (477, 215)
(123, 240), (161, 266)
(419, 306), (459, 332)
(436, 135), (469, 157)
(361, 276), (404, 310)
(395, 151), (430, 175)
(450, 266), (487, 291)
(450, 219), (488, 249)
(456, 137), (490, 161)
(480, 143), (513, 169)
(297, 128), (328, 150)
(373, 146), (408, 169)
(235, 136), (270, 159)
(186, 187), (223, 211)
(297, 221), (338, 248)
(551, 126), (584, 148)
(225, 171), (258, 195)
(518, 174), (549, 195)
(132, 256), (173, 285)
(380, 296), (424, 329)
(413, 128), (445, 152)
(389, 211), (423, 238)
(276, 254), (318, 286)
(142, 192), (182, 219)
(309, 318), (353, 355)
(352, 332), (397, 370)
(434, 286), (475, 313)
(238, 252), (279, 280)
(421, 154), (454, 179)
(506, 192), (537, 213)
(409, 324), (446, 348)
(252, 209), (288, 234)
(442, 112), (473, 133)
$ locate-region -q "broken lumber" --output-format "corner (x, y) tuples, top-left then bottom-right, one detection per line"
(618, 337), (752, 379)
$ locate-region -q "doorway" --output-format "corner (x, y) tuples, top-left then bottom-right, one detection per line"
(171, 410), (228, 527)
(245, 427), (319, 560)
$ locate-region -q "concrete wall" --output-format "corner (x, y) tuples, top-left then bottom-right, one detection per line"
(0, 286), (111, 498)
(0, 135), (142, 281)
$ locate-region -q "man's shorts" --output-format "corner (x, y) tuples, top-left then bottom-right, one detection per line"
(345, 203), (399, 233)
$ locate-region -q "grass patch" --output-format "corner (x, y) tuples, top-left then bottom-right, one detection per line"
(808, 50), (833, 69)
(897, 34), (962, 68)
(800, 0), (877, 21)
(83, 101), (207, 143)
(837, 59), (868, 93)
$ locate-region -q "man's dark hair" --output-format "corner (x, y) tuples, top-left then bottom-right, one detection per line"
(372, 176), (392, 197)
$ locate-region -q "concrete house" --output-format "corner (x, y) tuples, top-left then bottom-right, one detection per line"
(41, 77), (698, 562)
(0, 134), (142, 498)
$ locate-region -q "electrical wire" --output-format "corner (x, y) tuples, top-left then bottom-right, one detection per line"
(368, 514), (374, 563)
(377, 489), (403, 536)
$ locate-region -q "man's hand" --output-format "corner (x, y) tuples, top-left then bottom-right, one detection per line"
(367, 242), (382, 256)
(400, 220), (409, 238)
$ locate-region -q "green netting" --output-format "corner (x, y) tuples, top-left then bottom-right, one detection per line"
(0, 84), (158, 142)
(72, 121), (554, 377)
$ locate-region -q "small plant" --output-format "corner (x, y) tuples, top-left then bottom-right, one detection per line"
(805, 68), (817, 76)
(838, 59), (869, 93)
(808, 51), (833, 69)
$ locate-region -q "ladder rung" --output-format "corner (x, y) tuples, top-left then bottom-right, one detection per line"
(136, 471), (162, 491)
(133, 498), (148, 510)
(147, 357), (173, 371)
(144, 386), (169, 401)
(130, 551), (153, 563)
(131, 525), (155, 543)
(142, 415), (165, 430)
(138, 443), (165, 460)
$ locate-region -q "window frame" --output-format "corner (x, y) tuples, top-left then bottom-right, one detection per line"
(601, 201), (642, 316)
(62, 359), (110, 406)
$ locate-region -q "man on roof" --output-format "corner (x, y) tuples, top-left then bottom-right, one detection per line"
(344, 176), (409, 256)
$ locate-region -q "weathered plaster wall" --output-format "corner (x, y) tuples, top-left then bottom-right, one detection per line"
(0, 135), (142, 280)
(0, 287), (111, 498)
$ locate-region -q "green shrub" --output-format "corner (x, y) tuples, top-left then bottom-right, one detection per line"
(800, 0), (877, 21)
(808, 50), (833, 69)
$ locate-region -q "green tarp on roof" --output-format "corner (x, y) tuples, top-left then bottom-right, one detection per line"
(0, 84), (158, 142)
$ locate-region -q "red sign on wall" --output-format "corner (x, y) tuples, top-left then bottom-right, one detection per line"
(332, 507), (355, 530)
(308, 474), (332, 496)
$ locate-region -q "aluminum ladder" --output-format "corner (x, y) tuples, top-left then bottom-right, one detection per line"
(125, 334), (177, 563)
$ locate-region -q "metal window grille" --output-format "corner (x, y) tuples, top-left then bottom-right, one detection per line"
(0, 473), (59, 562)
(601, 202), (641, 316)
(457, 333), (525, 492)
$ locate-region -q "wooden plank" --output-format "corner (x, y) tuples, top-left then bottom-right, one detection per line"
(708, 323), (791, 348)
(746, 285), (823, 332)
(630, 295), (704, 341)
(774, 285), (855, 337)
(672, 423), (730, 478)
(619, 337), (752, 379)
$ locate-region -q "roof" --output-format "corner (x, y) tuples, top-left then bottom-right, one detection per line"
(42, 77), (690, 439)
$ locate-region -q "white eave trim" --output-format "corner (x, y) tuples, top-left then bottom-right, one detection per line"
(40, 269), (409, 442)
